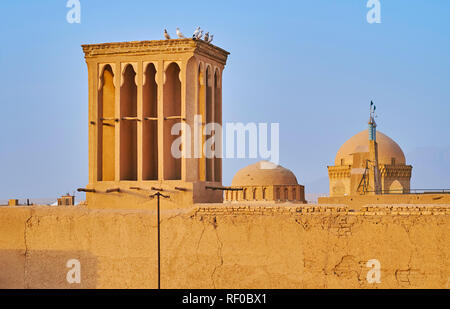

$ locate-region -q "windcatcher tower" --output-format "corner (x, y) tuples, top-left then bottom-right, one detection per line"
(81, 39), (229, 209)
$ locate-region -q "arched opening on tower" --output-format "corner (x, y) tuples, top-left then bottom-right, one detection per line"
(143, 63), (158, 180)
(389, 180), (404, 194)
(120, 64), (138, 180)
(98, 65), (115, 181)
(214, 70), (222, 183)
(197, 65), (206, 181)
(205, 66), (213, 182)
(284, 187), (289, 201)
(163, 62), (182, 180)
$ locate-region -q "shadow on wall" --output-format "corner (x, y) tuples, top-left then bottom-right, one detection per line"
(0, 250), (97, 289)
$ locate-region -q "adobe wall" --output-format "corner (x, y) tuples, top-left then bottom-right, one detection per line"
(0, 203), (449, 289)
(319, 193), (450, 210)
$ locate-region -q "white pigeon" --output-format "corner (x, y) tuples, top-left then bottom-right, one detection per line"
(176, 27), (185, 39)
(196, 29), (203, 40)
(203, 32), (209, 42)
(164, 29), (171, 40)
(192, 27), (201, 39)
(207, 34), (214, 43)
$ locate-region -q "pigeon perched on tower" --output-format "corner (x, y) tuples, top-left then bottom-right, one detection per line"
(191, 27), (213, 43)
(163, 29), (171, 40)
(196, 29), (203, 39)
(193, 27), (201, 39)
(176, 27), (185, 39)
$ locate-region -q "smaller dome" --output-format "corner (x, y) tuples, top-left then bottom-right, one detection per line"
(231, 161), (299, 186)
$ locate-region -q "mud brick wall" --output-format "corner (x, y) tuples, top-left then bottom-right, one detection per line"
(0, 204), (448, 288)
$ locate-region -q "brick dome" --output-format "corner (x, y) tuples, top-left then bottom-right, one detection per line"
(231, 161), (299, 186)
(335, 130), (406, 166)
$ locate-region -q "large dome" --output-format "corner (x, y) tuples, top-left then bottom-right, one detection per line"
(231, 161), (299, 186)
(335, 130), (406, 166)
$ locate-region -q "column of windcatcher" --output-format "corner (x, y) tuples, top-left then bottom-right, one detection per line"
(197, 63), (223, 183)
(142, 63), (158, 181)
(213, 69), (222, 182)
(205, 66), (213, 182)
(163, 62), (182, 180)
(120, 64), (138, 181)
(81, 39), (229, 209)
(97, 65), (115, 181)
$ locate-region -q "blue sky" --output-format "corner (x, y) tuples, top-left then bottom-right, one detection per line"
(0, 0), (449, 200)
